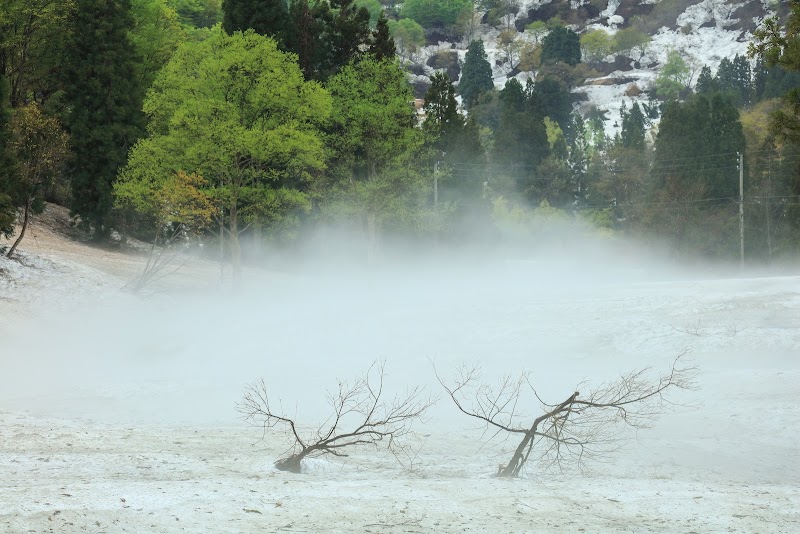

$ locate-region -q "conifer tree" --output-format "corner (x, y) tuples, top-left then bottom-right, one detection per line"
(493, 78), (549, 177)
(541, 26), (581, 66)
(696, 65), (718, 94)
(369, 13), (396, 61)
(621, 102), (646, 151)
(459, 40), (493, 109)
(222, 0), (288, 41)
(62, 0), (145, 236)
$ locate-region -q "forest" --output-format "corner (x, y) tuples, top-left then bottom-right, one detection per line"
(1, 0), (800, 276)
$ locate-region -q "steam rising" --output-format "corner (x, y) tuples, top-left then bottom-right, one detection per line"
(1, 226), (798, 484)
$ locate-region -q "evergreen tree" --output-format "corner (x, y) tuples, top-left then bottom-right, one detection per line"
(320, 0), (371, 79)
(459, 40), (493, 109)
(732, 54), (752, 106)
(541, 26), (581, 66)
(654, 93), (745, 199)
(286, 0), (371, 80)
(62, 0), (145, 236)
(620, 101), (646, 151)
(715, 55), (752, 106)
(696, 65), (718, 94)
(424, 72), (462, 149)
(423, 72), (484, 196)
(752, 57), (768, 101)
(369, 13), (395, 61)
(532, 76), (572, 130)
(222, 0), (288, 41)
(492, 78), (549, 186)
(286, 0), (325, 80)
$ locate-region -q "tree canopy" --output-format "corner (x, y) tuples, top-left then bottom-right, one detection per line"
(116, 28), (331, 283)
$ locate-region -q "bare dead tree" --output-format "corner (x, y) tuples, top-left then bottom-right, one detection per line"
(435, 352), (697, 477)
(237, 361), (435, 473)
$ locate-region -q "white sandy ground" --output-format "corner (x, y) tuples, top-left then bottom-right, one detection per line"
(1, 205), (800, 533)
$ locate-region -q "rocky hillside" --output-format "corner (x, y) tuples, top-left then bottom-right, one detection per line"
(402, 0), (785, 135)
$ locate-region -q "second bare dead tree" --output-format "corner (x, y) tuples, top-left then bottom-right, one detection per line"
(237, 362), (434, 473)
(436, 352), (696, 477)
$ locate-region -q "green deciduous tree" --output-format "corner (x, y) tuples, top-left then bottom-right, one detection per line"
(580, 29), (613, 64)
(459, 40), (494, 109)
(116, 28), (331, 284)
(324, 58), (424, 256)
(4, 103), (70, 257)
(613, 27), (649, 62)
(62, 0), (145, 237)
(388, 18), (425, 64)
(655, 49), (690, 100)
(167, 0), (221, 28)
(130, 0), (186, 90)
(0, 0), (76, 108)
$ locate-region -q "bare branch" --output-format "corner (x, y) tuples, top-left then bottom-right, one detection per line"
(437, 351), (697, 477)
(237, 361), (436, 473)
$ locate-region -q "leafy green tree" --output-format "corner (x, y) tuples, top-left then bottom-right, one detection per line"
(613, 27), (650, 61)
(116, 28), (331, 284)
(167, 0), (221, 28)
(0, 0), (76, 108)
(4, 103), (70, 258)
(388, 18), (425, 64)
(580, 29), (613, 63)
(324, 58), (424, 255)
(369, 13), (396, 61)
(541, 26), (580, 66)
(62, 0), (145, 236)
(655, 49), (690, 100)
(221, 0), (288, 40)
(525, 20), (547, 44)
(400, 0), (471, 29)
(130, 0), (186, 90)
(355, 0), (382, 28)
(459, 40), (493, 109)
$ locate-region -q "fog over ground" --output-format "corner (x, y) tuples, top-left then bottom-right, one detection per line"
(1, 227), (798, 489)
(1, 223), (799, 532)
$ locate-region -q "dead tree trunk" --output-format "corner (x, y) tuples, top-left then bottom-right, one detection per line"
(238, 361), (434, 473)
(437, 352), (696, 477)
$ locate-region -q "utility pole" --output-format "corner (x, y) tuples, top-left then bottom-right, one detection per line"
(738, 151), (744, 271)
(434, 160), (439, 208)
(434, 160), (439, 250)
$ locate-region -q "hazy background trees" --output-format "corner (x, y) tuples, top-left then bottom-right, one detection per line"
(1, 0), (800, 269)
